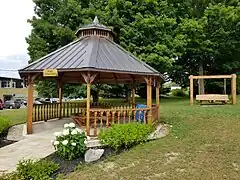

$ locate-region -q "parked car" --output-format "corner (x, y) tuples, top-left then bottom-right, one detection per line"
(34, 101), (43, 105)
(14, 99), (26, 105)
(25, 100), (43, 106)
(0, 99), (3, 110)
(3, 100), (21, 109)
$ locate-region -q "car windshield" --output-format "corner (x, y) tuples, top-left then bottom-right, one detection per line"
(6, 101), (14, 103)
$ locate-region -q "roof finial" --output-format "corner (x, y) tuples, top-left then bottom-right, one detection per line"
(93, 16), (99, 25)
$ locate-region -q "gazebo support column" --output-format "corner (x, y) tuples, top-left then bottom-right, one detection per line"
(82, 73), (97, 136)
(156, 80), (160, 120)
(86, 82), (91, 135)
(132, 82), (136, 108)
(58, 77), (63, 119)
(27, 75), (35, 134)
(145, 77), (152, 124)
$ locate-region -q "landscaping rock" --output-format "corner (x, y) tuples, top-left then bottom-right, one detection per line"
(148, 124), (169, 140)
(85, 149), (104, 163)
(7, 124), (25, 141)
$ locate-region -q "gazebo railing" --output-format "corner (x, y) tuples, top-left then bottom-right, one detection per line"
(32, 102), (159, 135)
(32, 101), (131, 122)
(33, 102), (85, 122)
(88, 107), (151, 136)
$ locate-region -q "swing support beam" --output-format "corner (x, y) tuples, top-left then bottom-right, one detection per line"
(189, 74), (237, 105)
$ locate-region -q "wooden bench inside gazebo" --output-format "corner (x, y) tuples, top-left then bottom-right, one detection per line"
(18, 17), (164, 136)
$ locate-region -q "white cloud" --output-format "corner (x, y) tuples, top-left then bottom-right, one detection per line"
(0, 0), (34, 56)
(0, 0), (34, 71)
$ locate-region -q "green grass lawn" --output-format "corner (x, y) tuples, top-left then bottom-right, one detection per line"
(1, 97), (240, 179)
(0, 108), (27, 126)
(66, 97), (240, 180)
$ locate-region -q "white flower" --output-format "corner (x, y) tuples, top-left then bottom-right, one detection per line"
(76, 128), (82, 133)
(50, 140), (54, 143)
(86, 136), (91, 141)
(69, 122), (75, 128)
(54, 141), (60, 145)
(84, 140), (88, 144)
(53, 132), (62, 137)
(62, 129), (70, 136)
(71, 142), (76, 146)
(62, 140), (68, 145)
(71, 129), (78, 135)
(64, 123), (69, 128)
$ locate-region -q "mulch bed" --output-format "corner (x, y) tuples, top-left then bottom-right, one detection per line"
(0, 139), (17, 148)
(45, 148), (117, 179)
(0, 128), (17, 148)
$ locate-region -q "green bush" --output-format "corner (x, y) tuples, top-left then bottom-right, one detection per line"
(0, 116), (10, 134)
(16, 159), (59, 180)
(0, 159), (59, 180)
(52, 123), (87, 160)
(99, 123), (153, 150)
(171, 89), (186, 97)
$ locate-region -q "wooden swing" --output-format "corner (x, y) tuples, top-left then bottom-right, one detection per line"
(189, 74), (237, 105)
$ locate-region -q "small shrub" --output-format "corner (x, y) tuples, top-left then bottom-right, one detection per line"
(0, 116), (10, 134)
(17, 159), (58, 180)
(99, 123), (153, 150)
(52, 123), (87, 160)
(171, 89), (186, 97)
(0, 172), (20, 180)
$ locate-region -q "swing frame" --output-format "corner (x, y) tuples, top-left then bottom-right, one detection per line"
(189, 74), (237, 105)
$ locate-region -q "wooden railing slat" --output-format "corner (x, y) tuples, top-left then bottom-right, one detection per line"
(94, 112), (97, 136)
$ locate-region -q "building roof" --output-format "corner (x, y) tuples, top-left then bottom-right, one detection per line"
(0, 71), (21, 80)
(19, 17), (164, 83)
(19, 36), (161, 76)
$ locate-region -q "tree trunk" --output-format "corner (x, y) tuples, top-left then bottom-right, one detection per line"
(124, 85), (131, 103)
(92, 89), (99, 103)
(199, 60), (205, 95)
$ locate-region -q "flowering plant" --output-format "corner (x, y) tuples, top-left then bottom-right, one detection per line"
(52, 122), (89, 160)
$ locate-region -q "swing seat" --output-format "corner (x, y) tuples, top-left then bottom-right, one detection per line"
(196, 94), (229, 103)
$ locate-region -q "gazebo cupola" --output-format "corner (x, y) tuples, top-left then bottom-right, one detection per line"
(75, 16), (114, 40)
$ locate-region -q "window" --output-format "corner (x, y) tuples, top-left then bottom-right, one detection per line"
(12, 82), (16, 88)
(1, 81), (10, 88)
(21, 82), (26, 88)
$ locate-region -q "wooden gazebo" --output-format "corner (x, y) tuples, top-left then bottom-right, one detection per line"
(19, 17), (164, 136)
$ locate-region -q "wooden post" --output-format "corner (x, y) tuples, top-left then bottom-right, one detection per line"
(224, 78), (227, 95)
(231, 74), (237, 105)
(156, 80), (160, 120)
(189, 75), (194, 106)
(132, 82), (136, 108)
(58, 78), (63, 119)
(27, 76), (34, 134)
(149, 77), (152, 124)
(145, 77), (152, 124)
(81, 73), (97, 136)
(86, 82), (91, 135)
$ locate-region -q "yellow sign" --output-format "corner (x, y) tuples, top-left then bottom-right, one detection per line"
(43, 69), (58, 77)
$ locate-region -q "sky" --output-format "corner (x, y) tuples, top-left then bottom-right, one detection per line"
(0, 0), (34, 73)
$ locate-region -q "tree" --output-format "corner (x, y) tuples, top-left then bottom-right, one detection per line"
(169, 2), (240, 92)
(27, 0), (180, 99)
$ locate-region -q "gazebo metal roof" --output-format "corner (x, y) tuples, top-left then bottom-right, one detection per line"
(19, 17), (164, 83)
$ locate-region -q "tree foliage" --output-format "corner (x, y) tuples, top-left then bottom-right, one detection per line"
(27, 0), (240, 97)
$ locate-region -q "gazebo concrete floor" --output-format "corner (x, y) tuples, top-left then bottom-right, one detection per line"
(0, 118), (101, 174)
